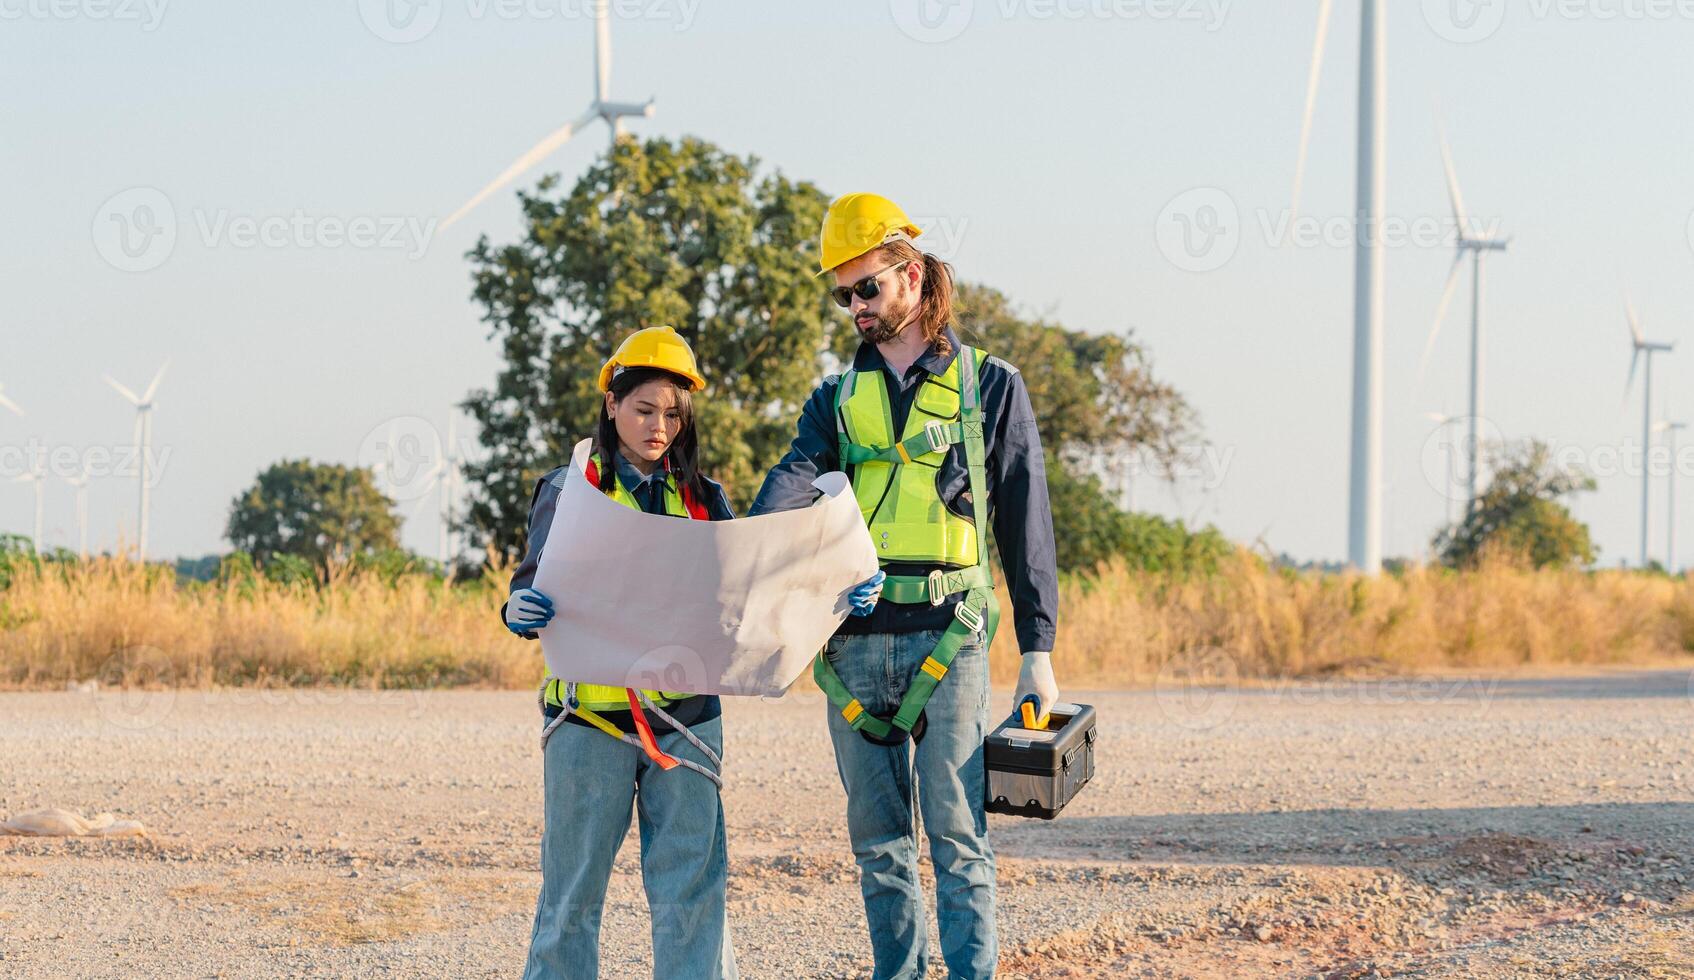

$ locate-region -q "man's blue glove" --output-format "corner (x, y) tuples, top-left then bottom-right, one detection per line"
(505, 587), (555, 637)
(848, 571), (885, 617)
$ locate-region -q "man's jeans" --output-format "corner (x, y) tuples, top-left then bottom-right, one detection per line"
(523, 714), (736, 980)
(824, 628), (996, 980)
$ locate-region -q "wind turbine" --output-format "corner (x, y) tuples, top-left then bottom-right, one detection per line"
(14, 465), (45, 553)
(63, 467), (90, 560)
(0, 382), (22, 417)
(442, 0), (655, 230)
(1293, 0), (1386, 573)
(409, 416), (465, 567)
(1424, 410), (1461, 529)
(1420, 131), (1509, 513)
(103, 362), (168, 560)
(1655, 420), (1686, 573)
(1625, 299), (1674, 568)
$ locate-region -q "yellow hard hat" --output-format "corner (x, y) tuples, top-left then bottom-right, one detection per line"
(816, 193), (923, 277)
(596, 326), (707, 393)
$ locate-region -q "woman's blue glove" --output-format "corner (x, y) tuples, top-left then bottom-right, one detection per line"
(848, 571), (885, 617)
(505, 587), (555, 637)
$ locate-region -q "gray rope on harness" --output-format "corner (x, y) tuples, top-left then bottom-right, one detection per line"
(537, 682), (723, 787)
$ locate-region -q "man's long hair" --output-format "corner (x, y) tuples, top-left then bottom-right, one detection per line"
(874, 240), (959, 357)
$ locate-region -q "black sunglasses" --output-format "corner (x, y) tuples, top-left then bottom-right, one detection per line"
(829, 260), (910, 309)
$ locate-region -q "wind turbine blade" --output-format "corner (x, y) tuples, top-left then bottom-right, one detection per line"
(103, 374), (142, 404)
(1290, 0), (1334, 220)
(141, 361), (170, 403)
(594, 0), (612, 104)
(1626, 348), (1641, 403)
(1417, 252), (1466, 384)
(1626, 294), (1644, 347)
(1438, 128), (1470, 234)
(0, 392), (22, 416)
(441, 108), (599, 230)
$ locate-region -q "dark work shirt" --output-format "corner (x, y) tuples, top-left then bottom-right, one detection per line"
(505, 450), (736, 733)
(748, 326), (1060, 654)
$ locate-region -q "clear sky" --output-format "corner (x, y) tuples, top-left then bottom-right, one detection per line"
(6, 1), (1694, 568)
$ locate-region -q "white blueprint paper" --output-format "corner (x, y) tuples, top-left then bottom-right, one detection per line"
(533, 439), (879, 697)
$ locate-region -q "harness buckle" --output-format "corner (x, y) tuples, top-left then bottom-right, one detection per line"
(927, 569), (948, 606)
(954, 599), (984, 633)
(922, 418), (950, 455)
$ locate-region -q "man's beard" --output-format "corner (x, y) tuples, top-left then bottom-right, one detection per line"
(856, 294), (916, 344)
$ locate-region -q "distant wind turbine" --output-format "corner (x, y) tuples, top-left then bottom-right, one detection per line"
(14, 465), (45, 553)
(0, 382), (22, 417)
(409, 416), (465, 567)
(63, 467), (90, 560)
(103, 362), (168, 560)
(1293, 0), (1386, 573)
(1424, 410), (1461, 529)
(1624, 299), (1674, 568)
(1419, 130), (1509, 513)
(441, 0), (655, 230)
(1655, 420), (1686, 573)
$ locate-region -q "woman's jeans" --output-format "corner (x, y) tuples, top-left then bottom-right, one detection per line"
(523, 714), (736, 980)
(824, 628), (996, 980)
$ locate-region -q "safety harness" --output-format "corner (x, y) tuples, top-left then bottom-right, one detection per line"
(535, 455), (722, 785)
(812, 347), (1002, 745)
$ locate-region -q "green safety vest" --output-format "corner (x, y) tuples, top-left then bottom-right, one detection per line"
(817, 345), (1002, 744)
(541, 453), (696, 713)
(836, 347), (987, 567)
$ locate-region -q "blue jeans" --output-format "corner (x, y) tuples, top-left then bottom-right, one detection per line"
(824, 628), (996, 980)
(523, 714), (736, 980)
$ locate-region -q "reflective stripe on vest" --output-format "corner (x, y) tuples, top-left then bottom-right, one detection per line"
(541, 452), (699, 711)
(837, 347), (985, 568)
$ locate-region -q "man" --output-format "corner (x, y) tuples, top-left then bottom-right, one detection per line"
(749, 192), (1061, 979)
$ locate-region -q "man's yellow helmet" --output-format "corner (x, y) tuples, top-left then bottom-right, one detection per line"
(596, 326), (707, 393)
(816, 193), (924, 277)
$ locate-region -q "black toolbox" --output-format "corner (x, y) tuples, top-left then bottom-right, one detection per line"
(983, 702), (1096, 820)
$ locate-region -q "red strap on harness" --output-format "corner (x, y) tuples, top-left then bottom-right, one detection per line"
(626, 689), (680, 770)
(584, 456), (709, 520)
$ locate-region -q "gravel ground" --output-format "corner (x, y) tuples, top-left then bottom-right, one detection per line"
(3, 670), (1693, 978)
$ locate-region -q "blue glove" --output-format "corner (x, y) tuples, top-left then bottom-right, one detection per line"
(848, 571), (885, 617)
(505, 587), (555, 637)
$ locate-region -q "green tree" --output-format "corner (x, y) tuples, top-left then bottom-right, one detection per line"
(226, 460), (401, 569)
(459, 137), (832, 562)
(1435, 440), (1596, 569)
(461, 137), (1206, 573)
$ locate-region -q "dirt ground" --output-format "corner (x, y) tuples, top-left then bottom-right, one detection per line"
(3, 670), (1694, 979)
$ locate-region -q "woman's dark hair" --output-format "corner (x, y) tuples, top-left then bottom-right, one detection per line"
(593, 366), (709, 505)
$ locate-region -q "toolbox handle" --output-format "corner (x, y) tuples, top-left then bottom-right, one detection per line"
(1018, 694), (1051, 731)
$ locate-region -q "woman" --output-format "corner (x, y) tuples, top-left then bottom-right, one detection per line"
(503, 325), (886, 979)
(503, 326), (737, 980)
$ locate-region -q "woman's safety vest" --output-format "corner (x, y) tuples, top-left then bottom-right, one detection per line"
(541, 453), (706, 713)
